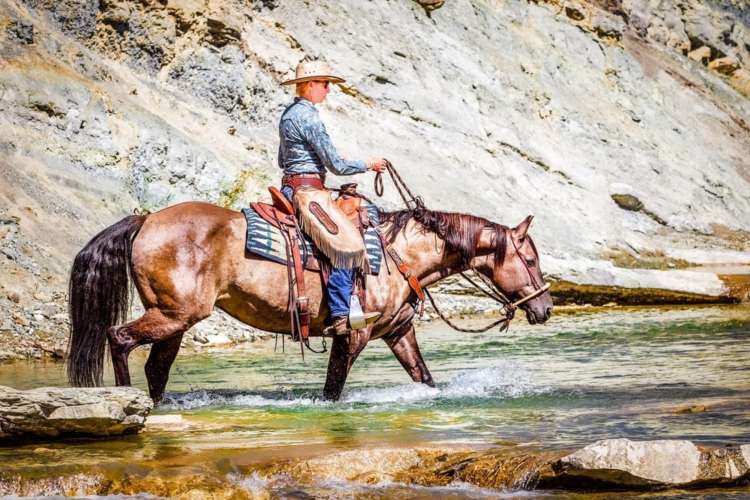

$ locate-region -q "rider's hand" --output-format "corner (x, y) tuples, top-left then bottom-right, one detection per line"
(367, 157), (387, 173)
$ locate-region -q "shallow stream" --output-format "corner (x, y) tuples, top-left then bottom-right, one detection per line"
(1, 305), (749, 498)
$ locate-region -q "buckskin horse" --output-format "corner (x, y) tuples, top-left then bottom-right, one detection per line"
(67, 201), (553, 403)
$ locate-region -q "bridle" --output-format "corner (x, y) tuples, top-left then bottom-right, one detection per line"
(376, 160), (550, 333)
(424, 235), (550, 334)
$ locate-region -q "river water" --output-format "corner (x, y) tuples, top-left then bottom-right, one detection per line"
(1, 305), (749, 498)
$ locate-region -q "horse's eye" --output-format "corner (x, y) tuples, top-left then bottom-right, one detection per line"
(525, 258), (536, 266)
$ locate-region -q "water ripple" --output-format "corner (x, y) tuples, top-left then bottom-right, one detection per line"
(161, 364), (550, 410)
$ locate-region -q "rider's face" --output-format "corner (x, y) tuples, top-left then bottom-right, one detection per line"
(306, 80), (330, 104)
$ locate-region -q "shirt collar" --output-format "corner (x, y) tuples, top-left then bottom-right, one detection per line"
(294, 97), (315, 108)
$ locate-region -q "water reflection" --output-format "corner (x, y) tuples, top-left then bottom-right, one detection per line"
(0, 305), (748, 497)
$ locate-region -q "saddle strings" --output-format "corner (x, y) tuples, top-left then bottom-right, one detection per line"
(276, 211), (327, 356)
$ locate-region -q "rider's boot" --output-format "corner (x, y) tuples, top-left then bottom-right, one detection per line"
(332, 312), (381, 335)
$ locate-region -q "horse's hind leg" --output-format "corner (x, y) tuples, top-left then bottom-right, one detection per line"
(145, 333), (184, 404)
(384, 324), (435, 387)
(108, 308), (200, 387)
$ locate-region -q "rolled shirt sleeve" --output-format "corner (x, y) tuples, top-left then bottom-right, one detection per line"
(302, 112), (367, 176)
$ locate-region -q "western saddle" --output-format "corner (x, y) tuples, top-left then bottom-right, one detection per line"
(250, 184), (372, 344)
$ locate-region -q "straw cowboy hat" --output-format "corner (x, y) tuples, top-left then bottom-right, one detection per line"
(281, 60), (346, 85)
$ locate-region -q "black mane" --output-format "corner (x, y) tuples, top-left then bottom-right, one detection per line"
(379, 208), (508, 265)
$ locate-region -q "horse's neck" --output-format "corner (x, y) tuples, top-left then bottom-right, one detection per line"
(390, 225), (466, 288)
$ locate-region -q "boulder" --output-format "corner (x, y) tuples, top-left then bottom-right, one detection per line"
(0, 386), (152, 441)
(550, 439), (750, 488)
(243, 441), (750, 493)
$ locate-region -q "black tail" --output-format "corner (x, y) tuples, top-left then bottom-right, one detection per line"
(67, 215), (146, 387)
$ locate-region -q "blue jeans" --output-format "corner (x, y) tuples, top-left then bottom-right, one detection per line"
(282, 185), (352, 318)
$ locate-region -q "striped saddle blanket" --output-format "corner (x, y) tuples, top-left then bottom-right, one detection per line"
(241, 207), (384, 275)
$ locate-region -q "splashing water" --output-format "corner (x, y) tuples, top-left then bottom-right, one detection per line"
(160, 363), (548, 410)
(344, 364), (548, 404)
(1, 305), (748, 499)
(161, 390), (324, 410)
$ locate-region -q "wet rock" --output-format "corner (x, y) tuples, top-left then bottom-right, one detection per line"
(0, 386), (152, 441)
(248, 441), (750, 492)
(550, 439), (750, 488)
(397, 448), (564, 490)
(257, 448), (426, 485)
(555, 439), (701, 485)
(0, 473), (105, 497)
(144, 414), (190, 431)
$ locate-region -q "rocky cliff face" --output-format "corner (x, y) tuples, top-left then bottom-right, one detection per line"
(0, 0), (748, 355)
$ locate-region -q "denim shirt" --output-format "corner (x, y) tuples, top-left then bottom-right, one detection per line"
(277, 97), (367, 177)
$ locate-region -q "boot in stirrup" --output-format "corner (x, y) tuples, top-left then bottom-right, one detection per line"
(329, 312), (381, 336)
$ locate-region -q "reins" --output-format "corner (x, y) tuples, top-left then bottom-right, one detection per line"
(375, 160), (549, 332)
(375, 160), (425, 211)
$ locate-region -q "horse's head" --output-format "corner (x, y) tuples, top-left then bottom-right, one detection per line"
(474, 215), (553, 324)
(382, 207), (552, 324)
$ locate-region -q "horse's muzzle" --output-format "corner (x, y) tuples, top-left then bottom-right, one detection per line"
(525, 306), (552, 324)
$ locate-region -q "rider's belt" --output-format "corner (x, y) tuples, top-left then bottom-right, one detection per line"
(282, 173), (325, 192)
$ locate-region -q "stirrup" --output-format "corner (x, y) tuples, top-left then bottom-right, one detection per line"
(362, 312), (381, 325)
(324, 312), (381, 336)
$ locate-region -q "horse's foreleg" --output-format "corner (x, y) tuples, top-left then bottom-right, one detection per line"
(145, 333), (184, 404)
(323, 329), (371, 401)
(384, 324), (435, 387)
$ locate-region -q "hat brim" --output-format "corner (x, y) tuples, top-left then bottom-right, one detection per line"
(281, 75), (346, 86)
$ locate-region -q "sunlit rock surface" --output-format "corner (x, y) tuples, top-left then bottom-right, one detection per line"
(250, 440), (750, 491)
(0, 385), (152, 440)
(1, 440), (749, 495)
(549, 438), (750, 488)
(0, 0), (748, 354)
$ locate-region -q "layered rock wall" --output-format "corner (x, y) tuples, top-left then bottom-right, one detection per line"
(0, 0), (748, 353)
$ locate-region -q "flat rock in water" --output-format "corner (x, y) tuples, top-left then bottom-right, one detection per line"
(549, 438), (750, 488)
(0, 385), (153, 441)
(145, 413), (191, 431)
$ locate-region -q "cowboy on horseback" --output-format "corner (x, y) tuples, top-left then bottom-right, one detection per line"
(278, 60), (385, 335)
(65, 62), (552, 404)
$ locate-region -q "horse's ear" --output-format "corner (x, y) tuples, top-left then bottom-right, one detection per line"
(513, 215), (534, 240)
